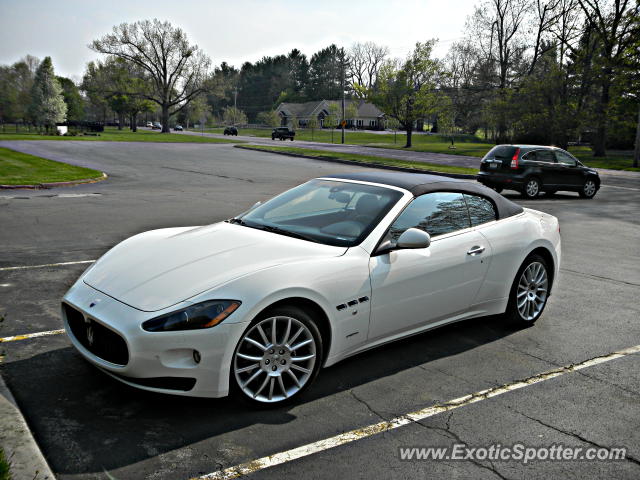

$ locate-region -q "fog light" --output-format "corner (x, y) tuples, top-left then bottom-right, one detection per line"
(193, 350), (201, 364)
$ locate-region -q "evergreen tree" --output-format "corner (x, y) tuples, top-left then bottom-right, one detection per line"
(29, 56), (66, 131)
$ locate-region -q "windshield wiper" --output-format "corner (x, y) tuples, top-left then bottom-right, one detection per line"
(226, 217), (247, 225)
(259, 225), (318, 243)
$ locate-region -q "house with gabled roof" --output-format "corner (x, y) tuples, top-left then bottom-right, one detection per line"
(275, 100), (385, 130)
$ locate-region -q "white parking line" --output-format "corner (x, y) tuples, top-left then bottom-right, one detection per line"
(193, 344), (640, 480)
(0, 329), (65, 343)
(0, 260), (95, 271)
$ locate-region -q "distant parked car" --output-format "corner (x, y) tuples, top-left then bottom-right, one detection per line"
(272, 127), (295, 141)
(224, 126), (238, 136)
(152, 122), (162, 130)
(174, 125), (183, 131)
(146, 121), (153, 128)
(477, 145), (600, 199)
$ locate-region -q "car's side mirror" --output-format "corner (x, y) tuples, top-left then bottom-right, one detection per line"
(374, 228), (431, 255)
(397, 228), (431, 249)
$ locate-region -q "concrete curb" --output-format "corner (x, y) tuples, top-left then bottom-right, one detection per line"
(234, 145), (477, 179)
(0, 172), (108, 190)
(0, 372), (55, 479)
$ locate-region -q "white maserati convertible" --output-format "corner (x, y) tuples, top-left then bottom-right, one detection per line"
(62, 172), (561, 405)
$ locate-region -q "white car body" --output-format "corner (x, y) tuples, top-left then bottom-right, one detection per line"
(62, 173), (561, 398)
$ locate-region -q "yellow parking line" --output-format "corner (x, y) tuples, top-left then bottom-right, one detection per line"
(0, 329), (65, 343)
(193, 344), (640, 480)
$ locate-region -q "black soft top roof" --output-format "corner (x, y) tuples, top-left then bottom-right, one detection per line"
(322, 172), (524, 220)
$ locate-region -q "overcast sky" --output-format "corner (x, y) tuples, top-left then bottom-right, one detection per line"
(0, 0), (477, 80)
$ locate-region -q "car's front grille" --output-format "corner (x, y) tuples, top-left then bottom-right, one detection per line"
(63, 303), (129, 366)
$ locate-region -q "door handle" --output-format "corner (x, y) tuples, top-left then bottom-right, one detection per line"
(467, 246), (485, 256)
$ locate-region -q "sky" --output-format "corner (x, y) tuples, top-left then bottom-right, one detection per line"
(0, 0), (477, 80)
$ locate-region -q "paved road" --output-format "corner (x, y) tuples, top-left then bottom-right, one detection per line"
(181, 129), (483, 168)
(1, 140), (639, 479)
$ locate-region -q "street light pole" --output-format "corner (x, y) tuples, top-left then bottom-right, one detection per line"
(341, 49), (346, 144)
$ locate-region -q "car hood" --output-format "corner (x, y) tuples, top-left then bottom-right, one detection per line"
(83, 222), (346, 312)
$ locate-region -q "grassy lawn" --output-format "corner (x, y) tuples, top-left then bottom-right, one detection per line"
(236, 145), (478, 175)
(0, 447), (10, 480)
(0, 126), (240, 144)
(0, 147), (103, 185)
(194, 127), (638, 171)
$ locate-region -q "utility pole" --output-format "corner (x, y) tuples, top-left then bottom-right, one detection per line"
(340, 49), (346, 144)
(234, 89), (238, 109)
(634, 104), (639, 168)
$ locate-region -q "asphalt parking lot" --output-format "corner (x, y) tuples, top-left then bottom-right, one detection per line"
(1, 140), (639, 479)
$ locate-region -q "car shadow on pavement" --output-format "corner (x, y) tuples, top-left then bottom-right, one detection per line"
(1, 314), (520, 476)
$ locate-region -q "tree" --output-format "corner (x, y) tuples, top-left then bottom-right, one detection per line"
(257, 110), (280, 127)
(385, 116), (400, 143)
(91, 19), (211, 133)
(307, 115), (318, 140)
(289, 114), (299, 130)
(57, 77), (85, 122)
(325, 102), (340, 143)
(29, 57), (66, 132)
(308, 45), (345, 100)
(348, 42), (389, 95)
(345, 101), (359, 128)
(575, 0), (638, 156)
(180, 95), (210, 128)
(370, 41), (449, 148)
(222, 106), (247, 125)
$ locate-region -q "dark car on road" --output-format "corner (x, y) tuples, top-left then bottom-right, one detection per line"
(224, 126), (238, 136)
(152, 122), (162, 130)
(272, 127), (295, 141)
(477, 145), (600, 199)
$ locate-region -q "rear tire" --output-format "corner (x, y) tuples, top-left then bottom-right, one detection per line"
(231, 305), (323, 407)
(503, 254), (550, 327)
(579, 178), (598, 199)
(521, 177), (541, 199)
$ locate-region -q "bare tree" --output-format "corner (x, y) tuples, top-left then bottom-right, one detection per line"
(91, 19), (211, 133)
(576, 0), (637, 156)
(527, 0), (563, 74)
(348, 41), (389, 95)
(469, 0), (531, 142)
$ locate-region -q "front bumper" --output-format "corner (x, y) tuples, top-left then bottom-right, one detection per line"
(62, 281), (249, 398)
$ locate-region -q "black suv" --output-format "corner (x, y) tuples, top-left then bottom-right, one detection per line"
(223, 126), (238, 136)
(477, 145), (600, 199)
(272, 127), (295, 141)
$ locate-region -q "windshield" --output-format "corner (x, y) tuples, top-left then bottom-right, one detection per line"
(235, 179), (403, 247)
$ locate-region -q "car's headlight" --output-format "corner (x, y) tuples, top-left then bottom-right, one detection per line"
(142, 300), (241, 332)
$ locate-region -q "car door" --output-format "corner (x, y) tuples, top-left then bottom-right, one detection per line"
(529, 149), (562, 186)
(367, 192), (491, 341)
(554, 150), (583, 187)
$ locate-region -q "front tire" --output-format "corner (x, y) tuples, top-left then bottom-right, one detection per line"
(231, 306), (323, 406)
(521, 177), (541, 199)
(503, 254), (550, 326)
(579, 178), (598, 199)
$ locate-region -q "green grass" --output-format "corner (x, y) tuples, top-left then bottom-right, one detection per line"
(0, 126), (240, 144)
(194, 127), (639, 171)
(0, 447), (11, 480)
(236, 145), (478, 175)
(0, 147), (104, 185)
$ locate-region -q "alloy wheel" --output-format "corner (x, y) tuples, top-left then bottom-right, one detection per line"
(233, 316), (317, 403)
(584, 180), (596, 197)
(516, 261), (548, 321)
(525, 179), (540, 198)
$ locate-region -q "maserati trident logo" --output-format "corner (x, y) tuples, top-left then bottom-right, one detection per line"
(86, 323), (95, 346)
